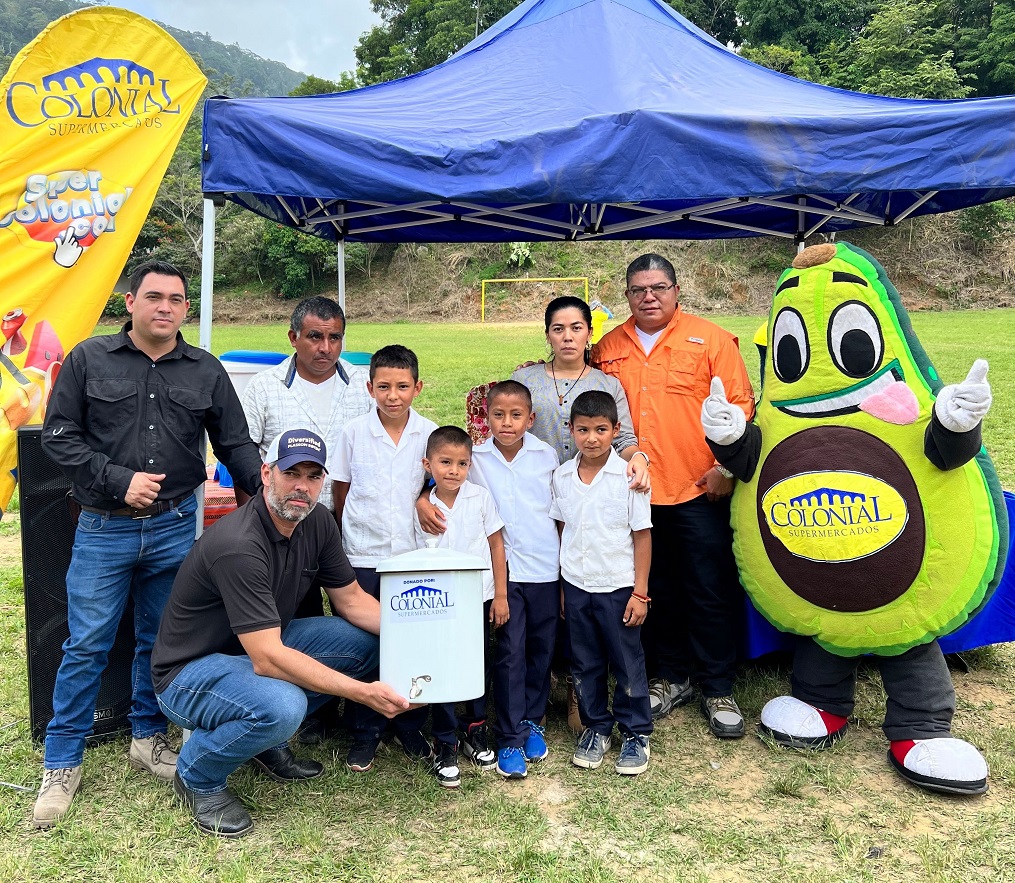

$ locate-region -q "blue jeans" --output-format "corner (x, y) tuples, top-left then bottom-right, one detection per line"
(44, 496), (197, 769)
(157, 616), (379, 793)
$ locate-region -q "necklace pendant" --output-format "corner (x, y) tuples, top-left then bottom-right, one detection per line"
(558, 394), (565, 406)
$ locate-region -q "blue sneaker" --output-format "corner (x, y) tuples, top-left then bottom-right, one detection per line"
(522, 720), (548, 762)
(497, 747), (527, 779)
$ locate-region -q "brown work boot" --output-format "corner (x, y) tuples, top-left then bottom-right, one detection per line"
(566, 675), (582, 735)
(129, 733), (179, 781)
(33, 766), (81, 829)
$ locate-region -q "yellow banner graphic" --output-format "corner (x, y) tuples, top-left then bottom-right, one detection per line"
(0, 8), (207, 509)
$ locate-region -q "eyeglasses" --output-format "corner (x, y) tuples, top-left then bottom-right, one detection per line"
(627, 283), (676, 299)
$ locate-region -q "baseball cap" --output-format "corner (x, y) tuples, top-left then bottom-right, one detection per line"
(265, 429), (328, 472)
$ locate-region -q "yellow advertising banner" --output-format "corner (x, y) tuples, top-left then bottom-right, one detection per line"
(0, 7), (207, 509)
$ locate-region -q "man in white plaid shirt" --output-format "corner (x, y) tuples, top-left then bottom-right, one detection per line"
(240, 297), (372, 516)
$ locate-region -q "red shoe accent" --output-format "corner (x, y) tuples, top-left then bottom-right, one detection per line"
(890, 739), (917, 764)
(816, 709), (848, 735)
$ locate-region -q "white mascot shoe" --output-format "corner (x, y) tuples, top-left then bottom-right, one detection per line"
(889, 738), (988, 795)
(759, 696), (849, 750)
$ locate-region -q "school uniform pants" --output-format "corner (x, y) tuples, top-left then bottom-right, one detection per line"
(644, 495), (743, 697)
(791, 637), (956, 741)
(493, 580), (558, 748)
(564, 580), (652, 738)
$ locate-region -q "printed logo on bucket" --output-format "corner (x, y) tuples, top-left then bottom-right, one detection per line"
(389, 578), (456, 621)
(761, 470), (909, 563)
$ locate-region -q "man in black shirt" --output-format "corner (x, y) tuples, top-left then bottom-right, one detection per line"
(152, 429), (407, 837)
(33, 261), (263, 830)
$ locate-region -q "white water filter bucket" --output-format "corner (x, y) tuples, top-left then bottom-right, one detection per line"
(376, 541), (486, 703)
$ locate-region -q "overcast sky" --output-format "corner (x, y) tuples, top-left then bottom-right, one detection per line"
(110, 1), (381, 81)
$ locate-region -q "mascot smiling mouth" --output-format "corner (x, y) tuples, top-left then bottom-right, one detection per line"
(772, 360), (916, 423)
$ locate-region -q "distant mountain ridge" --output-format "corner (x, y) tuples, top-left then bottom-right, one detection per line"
(0, 0), (306, 96)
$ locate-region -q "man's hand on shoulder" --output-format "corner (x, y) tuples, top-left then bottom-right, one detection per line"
(124, 472), (165, 508)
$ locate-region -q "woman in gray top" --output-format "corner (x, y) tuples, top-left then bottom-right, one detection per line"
(512, 296), (650, 490)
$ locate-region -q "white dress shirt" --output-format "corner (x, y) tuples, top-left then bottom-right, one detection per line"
(241, 354), (372, 512)
(414, 480), (505, 601)
(333, 407), (437, 567)
(549, 449), (652, 592)
(469, 433), (559, 583)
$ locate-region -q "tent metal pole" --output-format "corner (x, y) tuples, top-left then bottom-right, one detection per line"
(200, 198), (216, 352)
(337, 239), (346, 311)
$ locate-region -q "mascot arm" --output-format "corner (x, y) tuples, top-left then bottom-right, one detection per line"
(924, 411), (983, 472)
(706, 423), (762, 482)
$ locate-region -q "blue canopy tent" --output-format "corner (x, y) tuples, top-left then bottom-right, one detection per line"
(198, 0), (1015, 654)
(201, 0), (1015, 246)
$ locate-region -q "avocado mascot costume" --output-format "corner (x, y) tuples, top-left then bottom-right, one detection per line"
(701, 242), (1008, 795)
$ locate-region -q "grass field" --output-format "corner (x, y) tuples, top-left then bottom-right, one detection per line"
(3, 311), (1015, 882)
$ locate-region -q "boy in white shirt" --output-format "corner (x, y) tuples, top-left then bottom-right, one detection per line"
(332, 345), (437, 773)
(469, 381), (560, 780)
(550, 390), (654, 775)
(415, 426), (508, 787)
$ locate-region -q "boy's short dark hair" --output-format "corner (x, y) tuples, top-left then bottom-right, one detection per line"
(486, 379), (532, 410)
(370, 344), (419, 381)
(426, 425), (472, 458)
(570, 389), (618, 425)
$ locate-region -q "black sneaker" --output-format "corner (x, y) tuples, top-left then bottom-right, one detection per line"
(433, 740), (461, 788)
(395, 728), (436, 763)
(346, 738), (380, 773)
(459, 721), (497, 770)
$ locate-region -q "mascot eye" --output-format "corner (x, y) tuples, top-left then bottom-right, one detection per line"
(772, 308), (809, 383)
(828, 301), (883, 378)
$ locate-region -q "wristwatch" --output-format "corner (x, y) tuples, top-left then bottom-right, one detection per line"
(713, 463), (735, 480)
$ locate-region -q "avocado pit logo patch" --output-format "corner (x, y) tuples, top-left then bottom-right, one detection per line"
(762, 471), (909, 563)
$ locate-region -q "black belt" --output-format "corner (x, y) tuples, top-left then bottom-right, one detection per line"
(78, 494), (191, 520)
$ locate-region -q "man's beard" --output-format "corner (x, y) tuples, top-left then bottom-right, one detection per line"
(267, 473), (316, 523)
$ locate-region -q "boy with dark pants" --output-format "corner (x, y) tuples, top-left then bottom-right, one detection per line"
(469, 380), (561, 779)
(550, 391), (654, 775)
(333, 345), (437, 772)
(414, 426), (508, 786)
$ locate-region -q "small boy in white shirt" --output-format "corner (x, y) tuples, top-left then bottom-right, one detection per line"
(469, 380), (560, 780)
(415, 426), (508, 788)
(550, 390), (653, 775)
(332, 344), (437, 774)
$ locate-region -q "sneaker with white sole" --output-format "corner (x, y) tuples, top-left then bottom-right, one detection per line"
(572, 728), (611, 769)
(615, 734), (651, 775)
(433, 740), (461, 788)
(496, 746), (527, 779)
(33, 766), (81, 829)
(522, 719), (548, 762)
(459, 721), (497, 770)
(129, 733), (178, 781)
(700, 694), (745, 739)
(649, 677), (694, 720)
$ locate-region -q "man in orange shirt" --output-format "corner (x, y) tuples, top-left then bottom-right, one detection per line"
(593, 254), (755, 738)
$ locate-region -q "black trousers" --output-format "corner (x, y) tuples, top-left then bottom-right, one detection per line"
(493, 580), (558, 747)
(643, 495), (743, 696)
(565, 581), (652, 738)
(791, 637), (956, 741)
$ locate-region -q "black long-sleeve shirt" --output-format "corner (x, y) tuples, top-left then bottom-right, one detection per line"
(42, 322), (263, 508)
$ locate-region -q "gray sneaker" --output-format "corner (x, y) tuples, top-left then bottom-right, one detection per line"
(130, 733), (179, 781)
(572, 728), (611, 769)
(615, 734), (651, 775)
(648, 677), (694, 719)
(33, 766), (81, 829)
(700, 694), (745, 739)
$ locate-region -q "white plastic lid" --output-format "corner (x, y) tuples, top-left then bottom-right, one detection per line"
(376, 544), (487, 573)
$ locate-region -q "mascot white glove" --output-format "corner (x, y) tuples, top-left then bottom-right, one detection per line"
(701, 377), (746, 446)
(934, 359), (991, 433)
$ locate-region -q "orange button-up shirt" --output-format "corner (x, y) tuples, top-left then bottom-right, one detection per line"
(593, 308), (755, 506)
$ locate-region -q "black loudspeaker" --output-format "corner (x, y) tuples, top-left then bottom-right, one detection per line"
(19, 426), (134, 745)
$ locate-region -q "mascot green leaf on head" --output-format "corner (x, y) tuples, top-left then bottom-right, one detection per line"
(703, 241), (1008, 796)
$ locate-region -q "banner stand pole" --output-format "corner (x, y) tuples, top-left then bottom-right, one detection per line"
(199, 197), (216, 352)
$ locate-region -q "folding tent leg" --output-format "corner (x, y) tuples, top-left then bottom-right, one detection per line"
(337, 239), (346, 311)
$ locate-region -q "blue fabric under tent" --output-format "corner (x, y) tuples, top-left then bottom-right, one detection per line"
(742, 492), (1015, 658)
(202, 0), (1015, 243)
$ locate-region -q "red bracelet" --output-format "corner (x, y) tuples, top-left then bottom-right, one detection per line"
(631, 592), (651, 605)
